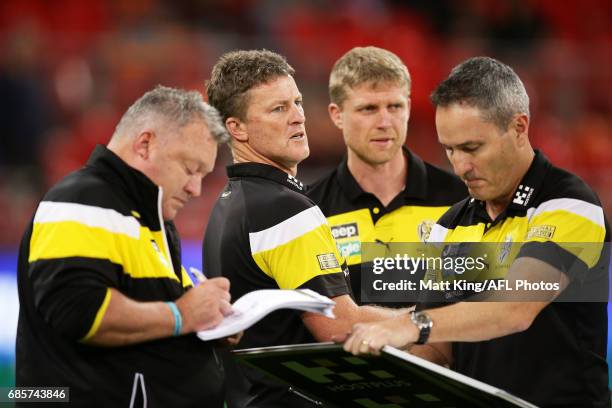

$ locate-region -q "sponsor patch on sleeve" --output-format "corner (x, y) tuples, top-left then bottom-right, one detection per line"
(317, 253), (340, 270)
(526, 225), (556, 240)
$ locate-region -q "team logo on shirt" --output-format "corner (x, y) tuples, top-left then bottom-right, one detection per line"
(417, 220), (435, 243)
(317, 253), (340, 270)
(512, 184), (534, 206)
(498, 234), (513, 264)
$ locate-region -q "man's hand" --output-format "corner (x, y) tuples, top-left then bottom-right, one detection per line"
(217, 331), (244, 348)
(343, 313), (418, 356)
(176, 277), (232, 333)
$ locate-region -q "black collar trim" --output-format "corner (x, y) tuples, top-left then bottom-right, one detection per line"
(86, 145), (160, 224)
(227, 162), (305, 193)
(468, 150), (551, 215)
(336, 146), (428, 203)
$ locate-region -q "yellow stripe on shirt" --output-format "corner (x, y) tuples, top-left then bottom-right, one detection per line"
(252, 223), (343, 290)
(29, 221), (178, 281)
(80, 287), (112, 342)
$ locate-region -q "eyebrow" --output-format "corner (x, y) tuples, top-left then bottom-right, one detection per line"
(183, 157), (205, 172)
(355, 100), (405, 109)
(269, 94), (303, 104)
(442, 141), (482, 149)
(355, 102), (376, 109)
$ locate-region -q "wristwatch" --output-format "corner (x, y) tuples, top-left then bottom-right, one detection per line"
(410, 311), (433, 344)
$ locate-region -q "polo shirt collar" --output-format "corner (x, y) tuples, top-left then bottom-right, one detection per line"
(506, 149), (550, 211)
(87, 144), (160, 225)
(468, 149), (551, 214)
(227, 162), (306, 193)
(336, 146), (428, 203)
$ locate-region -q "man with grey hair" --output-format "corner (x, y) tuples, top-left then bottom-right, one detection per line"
(342, 57), (610, 406)
(16, 85), (233, 406)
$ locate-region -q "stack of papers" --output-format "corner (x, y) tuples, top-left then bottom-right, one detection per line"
(197, 289), (336, 341)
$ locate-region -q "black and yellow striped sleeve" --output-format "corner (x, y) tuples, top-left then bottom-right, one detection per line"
(28, 200), (157, 341)
(519, 196), (607, 277)
(249, 204), (349, 296)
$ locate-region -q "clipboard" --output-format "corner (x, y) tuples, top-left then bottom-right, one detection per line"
(234, 342), (538, 407)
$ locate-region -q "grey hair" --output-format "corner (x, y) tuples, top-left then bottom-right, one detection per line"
(112, 85), (229, 143)
(430, 57), (530, 130)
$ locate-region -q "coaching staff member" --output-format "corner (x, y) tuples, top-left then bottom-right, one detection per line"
(16, 86), (233, 407)
(204, 49), (408, 407)
(342, 57), (610, 407)
(308, 46), (466, 305)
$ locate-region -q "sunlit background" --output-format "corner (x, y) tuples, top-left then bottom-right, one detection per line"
(1, 0), (611, 390)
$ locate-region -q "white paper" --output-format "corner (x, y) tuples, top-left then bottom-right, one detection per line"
(197, 289), (336, 341)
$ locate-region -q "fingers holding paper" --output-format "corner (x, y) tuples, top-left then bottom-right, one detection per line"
(343, 314), (418, 356)
(176, 277), (232, 333)
(218, 331), (244, 348)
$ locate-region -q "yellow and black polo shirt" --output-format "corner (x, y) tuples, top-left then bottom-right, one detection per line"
(16, 145), (225, 406)
(203, 162), (350, 407)
(307, 148), (467, 304)
(204, 163), (349, 345)
(424, 150), (610, 407)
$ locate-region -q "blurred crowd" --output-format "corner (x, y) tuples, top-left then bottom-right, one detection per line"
(0, 0), (610, 246)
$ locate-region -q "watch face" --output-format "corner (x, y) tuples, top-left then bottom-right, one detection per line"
(414, 312), (432, 327)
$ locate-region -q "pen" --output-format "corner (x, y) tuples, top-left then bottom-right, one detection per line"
(188, 267), (207, 285)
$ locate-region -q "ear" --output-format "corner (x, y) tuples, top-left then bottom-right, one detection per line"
(133, 130), (154, 160)
(512, 113), (530, 146)
(406, 96), (412, 121)
(328, 103), (343, 130)
(226, 117), (248, 143)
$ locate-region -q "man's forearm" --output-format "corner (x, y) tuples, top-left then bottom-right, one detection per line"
(85, 289), (176, 346)
(359, 304), (414, 321)
(302, 295), (412, 342)
(425, 301), (546, 343)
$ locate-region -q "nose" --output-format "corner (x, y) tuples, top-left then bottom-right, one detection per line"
(377, 109), (392, 129)
(290, 103), (305, 124)
(185, 175), (202, 198)
(450, 151), (474, 179)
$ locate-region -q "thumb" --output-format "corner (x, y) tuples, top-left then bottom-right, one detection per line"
(209, 277), (230, 291)
(331, 332), (350, 344)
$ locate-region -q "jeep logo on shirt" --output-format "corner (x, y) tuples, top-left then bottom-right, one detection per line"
(331, 223), (359, 239)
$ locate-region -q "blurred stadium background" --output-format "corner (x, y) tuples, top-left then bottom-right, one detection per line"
(0, 0), (610, 390)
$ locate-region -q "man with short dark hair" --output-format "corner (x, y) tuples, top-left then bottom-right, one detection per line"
(17, 85), (232, 406)
(308, 46), (466, 306)
(203, 49), (408, 407)
(342, 57), (610, 407)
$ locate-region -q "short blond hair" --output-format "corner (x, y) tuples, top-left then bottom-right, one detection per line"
(329, 46), (411, 106)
